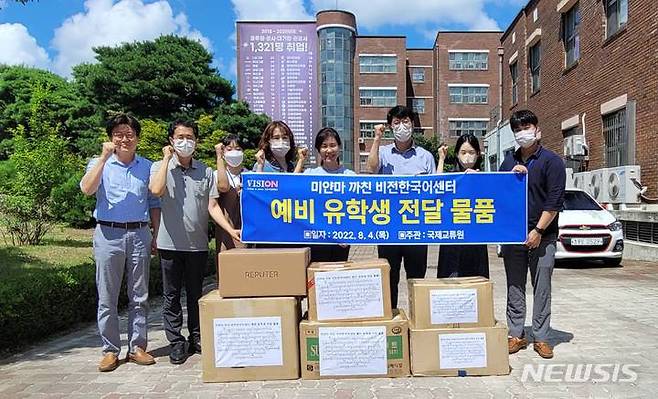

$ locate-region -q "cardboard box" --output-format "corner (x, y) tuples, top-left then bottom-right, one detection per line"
(409, 321), (510, 377)
(408, 277), (495, 329)
(219, 247), (310, 297)
(307, 259), (392, 322)
(199, 291), (301, 382)
(299, 309), (410, 379)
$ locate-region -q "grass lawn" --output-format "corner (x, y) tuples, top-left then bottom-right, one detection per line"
(0, 225), (95, 280)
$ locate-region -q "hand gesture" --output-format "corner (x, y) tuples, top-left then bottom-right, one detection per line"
(255, 149), (265, 165)
(374, 124), (386, 140)
(297, 146), (309, 161)
(438, 144), (448, 161)
(101, 142), (116, 160)
(215, 143), (225, 158)
(162, 145), (175, 159)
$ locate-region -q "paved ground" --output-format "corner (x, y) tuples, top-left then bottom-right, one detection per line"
(1, 246), (657, 398)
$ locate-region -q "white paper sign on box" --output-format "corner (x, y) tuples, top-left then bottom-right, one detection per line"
(439, 332), (487, 369)
(318, 326), (387, 376)
(213, 316), (283, 368)
(315, 268), (384, 320)
(430, 288), (478, 325)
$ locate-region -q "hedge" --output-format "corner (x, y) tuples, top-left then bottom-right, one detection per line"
(0, 251), (216, 352)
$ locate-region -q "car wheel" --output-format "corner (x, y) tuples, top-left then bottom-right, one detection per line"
(604, 258), (622, 267)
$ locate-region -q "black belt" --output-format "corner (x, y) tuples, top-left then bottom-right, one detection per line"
(98, 220), (149, 229)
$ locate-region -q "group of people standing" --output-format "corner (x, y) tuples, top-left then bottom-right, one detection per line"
(81, 104), (564, 372)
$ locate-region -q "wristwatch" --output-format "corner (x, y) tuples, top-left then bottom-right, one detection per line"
(534, 227), (545, 235)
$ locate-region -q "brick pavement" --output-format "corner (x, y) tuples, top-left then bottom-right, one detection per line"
(1, 246), (657, 398)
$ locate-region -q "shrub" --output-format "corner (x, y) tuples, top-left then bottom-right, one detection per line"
(0, 249), (216, 352)
(50, 171), (96, 228)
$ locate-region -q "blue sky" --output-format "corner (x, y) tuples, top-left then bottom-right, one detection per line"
(0, 0), (525, 83)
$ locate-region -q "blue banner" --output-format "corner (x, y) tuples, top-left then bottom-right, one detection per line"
(240, 172), (527, 245)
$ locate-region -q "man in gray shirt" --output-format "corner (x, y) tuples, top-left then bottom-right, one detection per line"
(150, 120), (218, 364)
(366, 105), (436, 308)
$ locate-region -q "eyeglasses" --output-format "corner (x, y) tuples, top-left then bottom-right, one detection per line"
(112, 132), (136, 140)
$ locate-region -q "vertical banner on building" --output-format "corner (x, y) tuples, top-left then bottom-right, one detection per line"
(237, 22), (318, 159)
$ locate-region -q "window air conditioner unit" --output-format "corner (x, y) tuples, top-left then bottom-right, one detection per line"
(572, 171), (590, 191)
(607, 165), (641, 204)
(563, 135), (574, 157)
(588, 168), (609, 204)
(571, 135), (587, 156)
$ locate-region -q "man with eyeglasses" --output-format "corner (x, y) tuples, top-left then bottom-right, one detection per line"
(80, 113), (161, 372)
(366, 105), (436, 308)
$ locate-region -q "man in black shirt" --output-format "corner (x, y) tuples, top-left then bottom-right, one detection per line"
(499, 110), (566, 359)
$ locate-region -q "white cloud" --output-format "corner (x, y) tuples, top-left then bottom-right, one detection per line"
(0, 23), (50, 68)
(311, 0), (501, 31)
(231, 0), (313, 21)
(51, 0), (211, 76)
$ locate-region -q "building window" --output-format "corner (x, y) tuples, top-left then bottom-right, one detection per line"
(449, 52), (488, 70)
(510, 62), (518, 105)
(359, 122), (393, 139)
(449, 86), (488, 104)
(449, 120), (488, 138)
(359, 55), (397, 73)
(411, 68), (425, 82)
(563, 5), (580, 67)
(605, 0), (628, 38)
(359, 89), (397, 107)
(529, 42), (541, 93)
(411, 98), (425, 114)
(603, 108), (628, 167)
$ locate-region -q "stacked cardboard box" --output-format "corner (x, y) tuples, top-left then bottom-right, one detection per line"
(199, 248), (311, 382)
(407, 277), (510, 377)
(300, 259), (410, 379)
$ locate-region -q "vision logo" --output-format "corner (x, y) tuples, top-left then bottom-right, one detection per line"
(247, 179), (279, 190)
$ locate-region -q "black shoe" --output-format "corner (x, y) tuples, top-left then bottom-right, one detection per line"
(169, 344), (188, 365)
(188, 338), (202, 354)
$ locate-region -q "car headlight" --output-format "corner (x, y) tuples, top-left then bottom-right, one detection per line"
(607, 221), (623, 231)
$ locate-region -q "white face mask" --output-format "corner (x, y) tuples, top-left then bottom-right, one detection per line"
(514, 128), (537, 148)
(459, 153), (477, 169)
(393, 122), (413, 142)
(173, 138), (195, 158)
(270, 139), (290, 158)
(224, 150), (244, 168)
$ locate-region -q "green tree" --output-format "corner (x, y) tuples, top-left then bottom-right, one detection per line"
(0, 84), (79, 245)
(73, 35), (234, 121)
(0, 65), (97, 158)
(210, 101), (270, 149)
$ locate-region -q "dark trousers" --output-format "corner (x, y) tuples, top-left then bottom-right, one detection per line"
(377, 245), (428, 308)
(310, 245), (350, 262)
(159, 249), (207, 347)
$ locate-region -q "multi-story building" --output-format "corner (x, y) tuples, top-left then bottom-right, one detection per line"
(311, 10), (502, 172)
(497, 0), (656, 196)
(434, 32), (502, 147)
